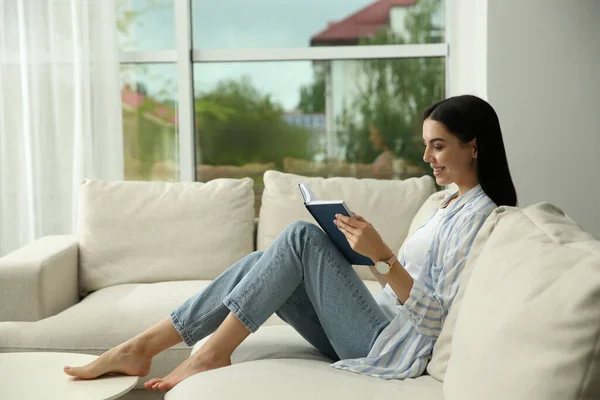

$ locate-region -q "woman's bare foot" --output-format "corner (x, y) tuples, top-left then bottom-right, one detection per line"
(64, 341), (152, 380)
(145, 349), (231, 392)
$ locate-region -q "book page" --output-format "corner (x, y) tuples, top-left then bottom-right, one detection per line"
(298, 183), (318, 204)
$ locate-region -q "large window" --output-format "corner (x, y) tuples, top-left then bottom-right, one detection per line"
(117, 0), (447, 213)
(120, 63), (179, 181)
(190, 0), (445, 49)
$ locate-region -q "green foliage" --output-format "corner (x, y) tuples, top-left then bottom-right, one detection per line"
(337, 0), (445, 172)
(195, 77), (315, 168)
(116, 0), (171, 47)
(124, 95), (177, 180)
(136, 117), (174, 178)
(119, 0), (444, 180)
(297, 64), (326, 114)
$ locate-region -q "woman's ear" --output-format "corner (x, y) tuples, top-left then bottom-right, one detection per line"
(472, 139), (478, 159)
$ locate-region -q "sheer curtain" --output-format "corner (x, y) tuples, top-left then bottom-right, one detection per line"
(0, 0), (123, 256)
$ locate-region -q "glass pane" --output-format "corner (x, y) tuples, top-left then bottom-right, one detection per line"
(121, 64), (179, 181)
(192, 0), (444, 50)
(116, 0), (175, 51)
(193, 58), (445, 215)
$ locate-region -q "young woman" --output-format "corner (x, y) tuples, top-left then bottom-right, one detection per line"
(64, 95), (517, 392)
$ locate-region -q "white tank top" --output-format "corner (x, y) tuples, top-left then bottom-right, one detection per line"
(375, 208), (444, 319)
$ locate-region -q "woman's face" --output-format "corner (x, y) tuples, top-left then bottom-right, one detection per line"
(422, 118), (478, 188)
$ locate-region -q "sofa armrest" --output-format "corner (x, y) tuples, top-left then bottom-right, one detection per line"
(0, 235), (79, 322)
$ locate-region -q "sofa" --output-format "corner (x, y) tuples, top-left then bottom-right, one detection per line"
(1, 170), (599, 400)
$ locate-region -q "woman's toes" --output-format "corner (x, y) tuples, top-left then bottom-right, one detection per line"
(62, 344), (152, 380)
(157, 382), (171, 392)
(145, 379), (161, 390)
(144, 378), (160, 390)
(64, 365), (91, 379)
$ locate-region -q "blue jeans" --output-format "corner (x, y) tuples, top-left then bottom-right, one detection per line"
(170, 221), (392, 361)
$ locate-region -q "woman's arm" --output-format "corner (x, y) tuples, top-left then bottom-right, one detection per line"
(368, 265), (389, 289)
(378, 213), (488, 339)
(370, 249), (414, 302)
(334, 212), (410, 291)
(335, 208), (489, 339)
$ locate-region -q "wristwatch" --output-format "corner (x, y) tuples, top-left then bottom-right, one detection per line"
(375, 254), (398, 275)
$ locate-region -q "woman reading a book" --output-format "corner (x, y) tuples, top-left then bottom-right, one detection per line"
(64, 95), (517, 391)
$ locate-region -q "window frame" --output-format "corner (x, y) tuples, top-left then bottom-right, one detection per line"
(118, 0), (451, 181)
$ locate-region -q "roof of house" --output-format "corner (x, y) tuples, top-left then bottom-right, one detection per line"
(310, 0), (416, 46)
(121, 85), (178, 126)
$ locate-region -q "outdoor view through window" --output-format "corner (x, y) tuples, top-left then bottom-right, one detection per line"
(118, 0), (445, 215)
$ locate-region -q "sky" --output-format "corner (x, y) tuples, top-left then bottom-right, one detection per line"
(119, 0), (395, 110)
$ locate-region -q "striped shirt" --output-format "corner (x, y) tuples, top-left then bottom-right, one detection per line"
(331, 184), (497, 379)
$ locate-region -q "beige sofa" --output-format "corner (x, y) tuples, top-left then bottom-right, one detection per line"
(1, 171), (599, 400)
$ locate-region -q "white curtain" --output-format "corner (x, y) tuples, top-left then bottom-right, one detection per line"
(0, 0), (123, 256)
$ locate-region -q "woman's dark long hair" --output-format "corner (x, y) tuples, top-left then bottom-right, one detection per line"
(423, 95), (517, 207)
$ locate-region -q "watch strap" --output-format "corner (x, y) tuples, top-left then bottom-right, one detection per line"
(385, 254), (397, 267)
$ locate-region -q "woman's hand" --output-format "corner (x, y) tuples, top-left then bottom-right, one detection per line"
(334, 213), (392, 263)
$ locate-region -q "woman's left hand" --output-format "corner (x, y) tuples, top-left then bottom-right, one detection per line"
(334, 213), (391, 262)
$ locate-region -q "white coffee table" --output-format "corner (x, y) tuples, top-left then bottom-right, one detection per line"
(0, 352), (139, 400)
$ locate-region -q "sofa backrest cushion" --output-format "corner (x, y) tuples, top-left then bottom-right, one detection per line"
(257, 170), (436, 280)
(77, 178), (255, 296)
(426, 195), (498, 381)
(443, 203), (600, 400)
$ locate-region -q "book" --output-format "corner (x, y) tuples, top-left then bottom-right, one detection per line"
(298, 183), (374, 266)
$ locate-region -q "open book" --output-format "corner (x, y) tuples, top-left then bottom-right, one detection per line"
(298, 183), (374, 266)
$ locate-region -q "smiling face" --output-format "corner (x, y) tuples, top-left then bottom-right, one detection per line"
(422, 118), (479, 194)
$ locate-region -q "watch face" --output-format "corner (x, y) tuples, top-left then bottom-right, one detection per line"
(375, 261), (390, 275)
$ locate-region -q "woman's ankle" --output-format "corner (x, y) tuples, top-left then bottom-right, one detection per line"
(120, 339), (153, 359)
(194, 345), (232, 364)
(128, 318), (183, 359)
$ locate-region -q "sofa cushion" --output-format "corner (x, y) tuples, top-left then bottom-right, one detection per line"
(0, 280), (282, 391)
(77, 178), (255, 296)
(257, 171), (436, 280)
(167, 358), (444, 400)
(193, 325), (333, 364)
(444, 203), (600, 400)
(426, 191), (498, 381)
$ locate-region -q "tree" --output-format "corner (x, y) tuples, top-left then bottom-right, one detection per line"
(337, 0), (445, 174)
(297, 64), (326, 114)
(118, 0), (179, 181)
(195, 77), (316, 168)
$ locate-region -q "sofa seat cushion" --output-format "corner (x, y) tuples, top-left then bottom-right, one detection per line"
(0, 280), (282, 390)
(444, 203), (600, 400)
(193, 325), (335, 364)
(257, 171), (436, 280)
(77, 178), (256, 296)
(167, 358), (444, 400)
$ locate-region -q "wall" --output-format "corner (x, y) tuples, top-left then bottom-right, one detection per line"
(447, 0), (488, 98)
(450, 0), (600, 238)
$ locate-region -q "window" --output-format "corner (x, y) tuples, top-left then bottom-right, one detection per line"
(120, 63), (179, 181)
(117, 0), (448, 213)
(191, 0), (445, 49)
